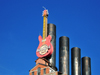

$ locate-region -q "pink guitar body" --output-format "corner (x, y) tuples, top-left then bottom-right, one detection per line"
(36, 35), (53, 57)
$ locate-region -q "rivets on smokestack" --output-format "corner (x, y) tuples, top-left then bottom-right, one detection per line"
(82, 57), (91, 75)
(59, 36), (69, 75)
(71, 47), (81, 75)
(47, 23), (56, 68)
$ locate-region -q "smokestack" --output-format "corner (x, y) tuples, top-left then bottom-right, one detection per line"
(47, 23), (56, 68)
(71, 47), (81, 75)
(82, 57), (91, 75)
(59, 36), (69, 75)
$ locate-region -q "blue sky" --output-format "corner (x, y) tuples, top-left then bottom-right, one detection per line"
(0, 0), (100, 75)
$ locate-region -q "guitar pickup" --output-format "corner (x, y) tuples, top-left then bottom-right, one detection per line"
(42, 39), (46, 42)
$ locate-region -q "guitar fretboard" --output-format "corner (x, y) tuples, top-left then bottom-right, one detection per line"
(43, 16), (47, 40)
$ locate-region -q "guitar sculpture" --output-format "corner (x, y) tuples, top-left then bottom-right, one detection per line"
(36, 9), (53, 57)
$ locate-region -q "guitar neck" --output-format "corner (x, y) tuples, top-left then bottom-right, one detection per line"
(43, 16), (47, 40)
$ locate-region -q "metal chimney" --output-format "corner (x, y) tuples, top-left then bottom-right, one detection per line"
(47, 23), (56, 68)
(59, 36), (69, 75)
(82, 57), (91, 75)
(71, 47), (81, 75)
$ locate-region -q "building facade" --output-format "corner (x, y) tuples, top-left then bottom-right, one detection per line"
(29, 58), (61, 75)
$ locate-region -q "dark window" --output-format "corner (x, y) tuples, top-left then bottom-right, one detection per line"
(37, 67), (41, 75)
(44, 68), (46, 74)
(32, 72), (34, 75)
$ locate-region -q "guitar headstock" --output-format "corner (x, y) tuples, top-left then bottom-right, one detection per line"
(42, 7), (49, 16)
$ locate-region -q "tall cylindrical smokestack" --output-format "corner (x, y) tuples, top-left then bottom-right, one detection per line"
(59, 36), (69, 75)
(71, 47), (81, 75)
(82, 57), (91, 75)
(47, 23), (56, 68)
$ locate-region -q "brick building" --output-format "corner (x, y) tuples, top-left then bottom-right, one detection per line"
(29, 58), (61, 75)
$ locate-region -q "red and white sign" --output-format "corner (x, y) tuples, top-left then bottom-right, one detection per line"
(36, 35), (53, 57)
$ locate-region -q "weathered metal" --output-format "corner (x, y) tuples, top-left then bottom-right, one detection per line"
(82, 57), (91, 75)
(47, 23), (56, 68)
(71, 47), (81, 75)
(59, 36), (69, 75)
